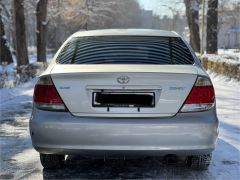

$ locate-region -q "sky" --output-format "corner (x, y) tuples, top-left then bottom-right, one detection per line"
(137, 0), (185, 17)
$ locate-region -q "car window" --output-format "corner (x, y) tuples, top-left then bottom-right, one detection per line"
(57, 36), (194, 65)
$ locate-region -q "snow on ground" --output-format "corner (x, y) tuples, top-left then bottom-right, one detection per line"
(201, 49), (240, 65)
(0, 54), (53, 88)
(0, 72), (239, 179)
(0, 54), (53, 72)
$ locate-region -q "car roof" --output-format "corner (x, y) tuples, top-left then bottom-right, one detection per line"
(72, 29), (180, 38)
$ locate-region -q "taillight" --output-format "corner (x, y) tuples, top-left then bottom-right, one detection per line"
(180, 76), (215, 112)
(34, 76), (67, 111)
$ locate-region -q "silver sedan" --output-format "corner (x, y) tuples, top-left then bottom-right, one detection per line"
(30, 29), (218, 170)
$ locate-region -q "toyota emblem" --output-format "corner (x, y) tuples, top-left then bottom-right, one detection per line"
(117, 76), (130, 84)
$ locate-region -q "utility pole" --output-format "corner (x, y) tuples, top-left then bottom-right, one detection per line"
(201, 0), (205, 55)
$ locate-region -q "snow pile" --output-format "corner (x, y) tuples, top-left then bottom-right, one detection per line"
(202, 49), (240, 65)
(0, 63), (17, 88)
(0, 54), (53, 88)
(0, 79), (35, 105)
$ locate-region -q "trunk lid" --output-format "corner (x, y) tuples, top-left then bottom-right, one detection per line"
(50, 64), (198, 117)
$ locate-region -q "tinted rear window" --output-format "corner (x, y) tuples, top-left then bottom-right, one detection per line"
(57, 36), (194, 64)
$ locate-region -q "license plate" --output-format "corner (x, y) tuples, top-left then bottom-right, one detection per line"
(92, 92), (155, 107)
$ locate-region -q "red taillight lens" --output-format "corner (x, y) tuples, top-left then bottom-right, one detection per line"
(33, 76), (67, 111)
(34, 85), (63, 104)
(184, 86), (215, 104)
(180, 76), (215, 112)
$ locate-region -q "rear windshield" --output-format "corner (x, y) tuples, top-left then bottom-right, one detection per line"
(57, 36), (194, 64)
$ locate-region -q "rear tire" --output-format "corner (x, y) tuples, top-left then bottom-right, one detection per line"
(187, 154), (212, 170)
(40, 153), (65, 169)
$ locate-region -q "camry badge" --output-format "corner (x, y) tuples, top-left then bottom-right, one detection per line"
(117, 76), (130, 84)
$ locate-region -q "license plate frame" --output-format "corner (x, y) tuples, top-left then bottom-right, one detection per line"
(92, 91), (155, 108)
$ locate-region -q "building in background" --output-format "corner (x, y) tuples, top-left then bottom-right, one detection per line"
(219, 25), (240, 49)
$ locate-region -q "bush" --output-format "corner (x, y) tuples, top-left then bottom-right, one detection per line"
(200, 57), (240, 80)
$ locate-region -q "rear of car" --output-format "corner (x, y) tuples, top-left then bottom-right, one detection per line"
(30, 29), (218, 170)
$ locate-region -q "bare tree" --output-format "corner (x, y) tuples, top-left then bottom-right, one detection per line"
(36, 0), (48, 62)
(206, 0), (218, 54)
(13, 0), (29, 66)
(184, 0), (201, 52)
(0, 7), (13, 64)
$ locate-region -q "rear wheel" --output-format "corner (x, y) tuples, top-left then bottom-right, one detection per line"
(187, 154), (212, 170)
(40, 153), (65, 169)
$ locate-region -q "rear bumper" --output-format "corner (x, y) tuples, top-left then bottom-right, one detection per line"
(30, 108), (218, 156)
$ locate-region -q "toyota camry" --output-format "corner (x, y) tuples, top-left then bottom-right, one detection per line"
(30, 29), (218, 170)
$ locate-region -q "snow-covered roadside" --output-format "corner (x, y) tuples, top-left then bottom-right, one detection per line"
(0, 72), (239, 179)
(200, 49), (240, 65)
(0, 54), (53, 88)
(207, 71), (240, 179)
(0, 79), (35, 105)
(0, 78), (38, 179)
(0, 79), (35, 137)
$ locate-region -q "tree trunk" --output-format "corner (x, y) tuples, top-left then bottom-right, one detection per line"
(13, 0), (29, 66)
(0, 10), (13, 64)
(8, 7), (17, 56)
(184, 0), (201, 52)
(206, 0), (218, 54)
(36, 0), (48, 62)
